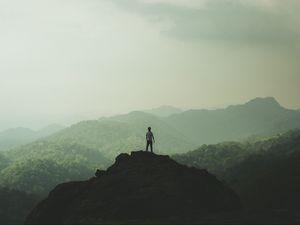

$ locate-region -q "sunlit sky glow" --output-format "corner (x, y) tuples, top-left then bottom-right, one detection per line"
(0, 0), (299, 129)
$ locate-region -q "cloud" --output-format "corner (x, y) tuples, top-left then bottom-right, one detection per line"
(111, 0), (300, 46)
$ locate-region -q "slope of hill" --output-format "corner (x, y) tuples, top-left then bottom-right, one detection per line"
(164, 97), (300, 145)
(173, 142), (250, 178)
(0, 141), (110, 225)
(25, 151), (241, 225)
(173, 129), (300, 210)
(225, 130), (300, 209)
(144, 105), (183, 117)
(0, 125), (64, 151)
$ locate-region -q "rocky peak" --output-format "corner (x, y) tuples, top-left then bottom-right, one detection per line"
(244, 97), (282, 109)
(25, 151), (241, 224)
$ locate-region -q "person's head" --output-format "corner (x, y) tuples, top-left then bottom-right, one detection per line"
(148, 127), (151, 131)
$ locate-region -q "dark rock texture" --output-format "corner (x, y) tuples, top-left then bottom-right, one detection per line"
(25, 151), (241, 224)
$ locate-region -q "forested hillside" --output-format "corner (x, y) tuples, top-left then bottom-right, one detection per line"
(226, 130), (300, 209)
(1, 142), (109, 194)
(173, 129), (300, 209)
(0, 153), (9, 171)
(0, 141), (109, 224)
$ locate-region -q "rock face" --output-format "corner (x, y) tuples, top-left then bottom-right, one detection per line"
(25, 151), (241, 224)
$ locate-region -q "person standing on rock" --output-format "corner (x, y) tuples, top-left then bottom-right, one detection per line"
(146, 127), (155, 153)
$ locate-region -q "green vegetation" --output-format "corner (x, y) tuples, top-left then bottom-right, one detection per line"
(1, 159), (88, 194)
(173, 142), (251, 178)
(0, 153), (9, 171)
(225, 130), (300, 209)
(173, 129), (300, 209)
(1, 142), (109, 195)
(0, 141), (109, 224)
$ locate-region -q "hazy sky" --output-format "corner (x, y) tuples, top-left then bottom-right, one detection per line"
(0, 0), (300, 129)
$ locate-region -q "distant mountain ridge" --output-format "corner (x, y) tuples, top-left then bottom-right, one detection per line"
(237, 97), (282, 108)
(144, 105), (183, 117)
(164, 97), (300, 145)
(0, 124), (64, 151)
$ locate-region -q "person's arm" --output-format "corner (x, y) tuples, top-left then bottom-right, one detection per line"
(152, 133), (155, 143)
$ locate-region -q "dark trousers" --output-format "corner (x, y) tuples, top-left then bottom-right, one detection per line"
(146, 141), (153, 152)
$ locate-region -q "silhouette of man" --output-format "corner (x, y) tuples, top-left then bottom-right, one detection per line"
(146, 127), (155, 153)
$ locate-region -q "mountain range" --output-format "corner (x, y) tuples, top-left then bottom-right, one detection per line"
(2, 97), (300, 157)
(1, 97), (300, 224)
(20, 97), (300, 157)
(164, 97), (300, 144)
(2, 97), (300, 195)
(0, 98), (300, 191)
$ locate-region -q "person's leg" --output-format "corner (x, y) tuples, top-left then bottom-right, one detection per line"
(146, 141), (149, 152)
(150, 141), (153, 153)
